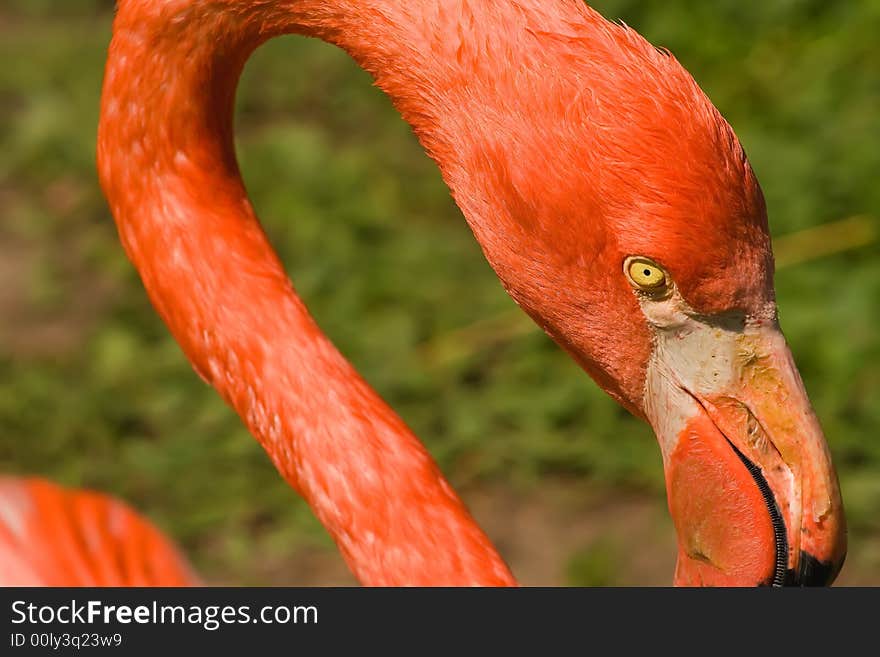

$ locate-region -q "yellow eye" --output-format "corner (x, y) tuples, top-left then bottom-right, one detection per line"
(625, 257), (669, 292)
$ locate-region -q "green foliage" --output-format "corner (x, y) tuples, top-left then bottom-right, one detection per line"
(566, 540), (621, 587)
(0, 2), (876, 583)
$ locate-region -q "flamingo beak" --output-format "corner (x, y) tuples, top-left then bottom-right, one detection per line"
(645, 319), (847, 586)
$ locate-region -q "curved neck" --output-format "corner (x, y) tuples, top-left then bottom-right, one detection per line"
(97, 0), (517, 585)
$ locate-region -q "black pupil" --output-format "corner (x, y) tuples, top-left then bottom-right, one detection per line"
(643, 269), (652, 277)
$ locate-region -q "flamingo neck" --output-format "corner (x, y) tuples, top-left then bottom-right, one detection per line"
(97, 0), (517, 585)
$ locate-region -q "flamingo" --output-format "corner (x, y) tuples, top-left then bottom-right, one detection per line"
(0, 477), (196, 586)
(2, 0), (847, 587)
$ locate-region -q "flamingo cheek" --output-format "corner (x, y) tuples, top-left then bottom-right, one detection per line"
(666, 413), (777, 587)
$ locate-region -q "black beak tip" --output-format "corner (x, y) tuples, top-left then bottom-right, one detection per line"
(783, 551), (844, 587)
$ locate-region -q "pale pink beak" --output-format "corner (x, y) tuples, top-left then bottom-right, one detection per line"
(647, 321), (846, 586)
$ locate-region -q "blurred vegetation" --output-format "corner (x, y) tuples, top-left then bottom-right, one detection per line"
(566, 540), (621, 587)
(0, 0), (877, 584)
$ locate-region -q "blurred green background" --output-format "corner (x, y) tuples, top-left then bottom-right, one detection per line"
(1, 1), (877, 585)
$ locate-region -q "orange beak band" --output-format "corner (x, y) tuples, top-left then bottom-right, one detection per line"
(647, 322), (847, 586)
(667, 413), (781, 586)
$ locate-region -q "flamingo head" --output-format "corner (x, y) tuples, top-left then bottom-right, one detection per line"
(433, 13), (847, 586)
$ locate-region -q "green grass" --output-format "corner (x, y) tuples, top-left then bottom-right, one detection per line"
(1, 1), (877, 583)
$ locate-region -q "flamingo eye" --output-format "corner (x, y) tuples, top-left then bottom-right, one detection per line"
(624, 256), (669, 294)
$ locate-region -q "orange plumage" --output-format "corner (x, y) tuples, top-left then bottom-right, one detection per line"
(1, 0), (845, 587)
(0, 478), (195, 586)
